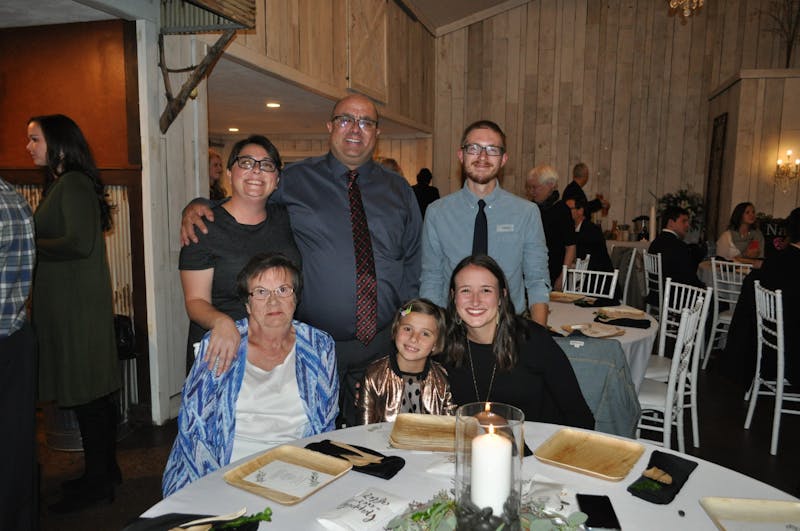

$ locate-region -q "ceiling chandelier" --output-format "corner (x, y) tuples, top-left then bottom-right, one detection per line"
(669, 0), (704, 19)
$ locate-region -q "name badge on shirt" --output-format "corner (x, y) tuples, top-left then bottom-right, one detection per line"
(495, 224), (514, 233)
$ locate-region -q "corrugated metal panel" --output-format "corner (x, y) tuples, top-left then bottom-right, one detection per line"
(17, 184), (134, 318)
(16, 184), (139, 413)
(161, 0), (255, 34)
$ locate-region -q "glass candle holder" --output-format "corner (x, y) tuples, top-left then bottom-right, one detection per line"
(455, 402), (524, 530)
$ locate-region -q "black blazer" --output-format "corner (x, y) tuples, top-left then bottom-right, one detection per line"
(575, 220), (613, 272)
(646, 231), (704, 305)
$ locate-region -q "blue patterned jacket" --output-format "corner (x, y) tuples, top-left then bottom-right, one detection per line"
(162, 318), (339, 496)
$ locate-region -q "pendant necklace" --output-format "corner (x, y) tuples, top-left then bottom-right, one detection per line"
(466, 340), (496, 402)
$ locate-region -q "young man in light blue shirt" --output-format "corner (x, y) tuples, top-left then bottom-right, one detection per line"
(419, 120), (550, 325)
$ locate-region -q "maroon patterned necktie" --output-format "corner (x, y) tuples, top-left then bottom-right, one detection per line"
(347, 170), (377, 344)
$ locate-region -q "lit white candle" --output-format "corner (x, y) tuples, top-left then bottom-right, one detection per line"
(470, 424), (512, 515)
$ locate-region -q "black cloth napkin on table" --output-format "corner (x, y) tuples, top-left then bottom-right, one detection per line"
(627, 450), (698, 504)
(305, 439), (405, 480)
(574, 297), (620, 308)
(594, 315), (651, 329)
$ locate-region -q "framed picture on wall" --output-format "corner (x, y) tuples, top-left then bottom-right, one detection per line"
(705, 113), (728, 241)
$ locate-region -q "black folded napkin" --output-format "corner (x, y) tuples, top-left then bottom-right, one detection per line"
(627, 450), (698, 504)
(121, 513), (259, 531)
(594, 315), (651, 329)
(574, 297), (620, 308)
(305, 439), (405, 480)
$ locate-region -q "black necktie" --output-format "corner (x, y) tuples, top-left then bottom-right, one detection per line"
(472, 199), (488, 255)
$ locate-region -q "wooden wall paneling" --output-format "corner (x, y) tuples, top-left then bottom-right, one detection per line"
(664, 19), (691, 196)
(387, 1), (410, 118)
(490, 14), (512, 179)
(520, 1), (539, 176)
(441, 29), (469, 192)
(748, 78), (767, 209)
(535, 0), (556, 165)
(733, 79), (758, 211)
(626, 0), (652, 216)
(506, 5), (527, 195)
(609, 5), (635, 223)
(774, 77), (800, 214)
(580, 0), (600, 181)
(347, 0), (388, 102)
(681, 10), (709, 193)
(755, 78), (782, 217)
(595, 0), (618, 209)
(568, 1), (587, 169)
(740, 0), (761, 69)
(433, 31), (458, 192)
(554, 0), (573, 186)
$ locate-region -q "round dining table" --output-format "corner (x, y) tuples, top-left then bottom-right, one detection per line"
(547, 301), (658, 391)
(141, 422), (797, 530)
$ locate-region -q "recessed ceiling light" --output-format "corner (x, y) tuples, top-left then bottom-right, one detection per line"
(266, 102), (281, 108)
(228, 127), (239, 132)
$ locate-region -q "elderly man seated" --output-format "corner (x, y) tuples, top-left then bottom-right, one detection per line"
(162, 253), (339, 496)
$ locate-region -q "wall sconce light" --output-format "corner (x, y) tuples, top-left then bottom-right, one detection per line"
(775, 149), (800, 193)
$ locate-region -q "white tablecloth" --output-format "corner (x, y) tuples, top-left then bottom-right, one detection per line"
(142, 422), (797, 531)
(606, 239), (651, 253)
(548, 301), (658, 391)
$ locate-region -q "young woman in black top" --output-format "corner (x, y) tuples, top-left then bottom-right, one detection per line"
(442, 255), (594, 429)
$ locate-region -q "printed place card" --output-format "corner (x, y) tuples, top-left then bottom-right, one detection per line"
(317, 487), (406, 531)
(242, 460), (334, 499)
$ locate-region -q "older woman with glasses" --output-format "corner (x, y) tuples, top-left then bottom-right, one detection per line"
(163, 253), (338, 496)
(179, 135), (301, 373)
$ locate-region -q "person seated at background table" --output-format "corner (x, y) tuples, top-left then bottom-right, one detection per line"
(180, 135), (300, 374)
(715, 202), (764, 264)
(724, 207), (800, 389)
(358, 298), (454, 424)
(565, 197), (614, 273)
(441, 254), (594, 428)
(162, 254), (339, 496)
(647, 206), (704, 306)
(526, 164), (577, 291)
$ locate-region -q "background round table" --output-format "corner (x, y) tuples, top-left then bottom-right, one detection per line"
(547, 301), (658, 391)
(142, 422), (796, 530)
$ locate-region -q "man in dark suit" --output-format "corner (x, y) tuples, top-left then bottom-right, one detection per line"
(562, 162), (610, 217)
(647, 206), (704, 306)
(566, 197), (613, 272)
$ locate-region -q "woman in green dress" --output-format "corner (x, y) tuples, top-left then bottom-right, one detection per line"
(26, 114), (120, 512)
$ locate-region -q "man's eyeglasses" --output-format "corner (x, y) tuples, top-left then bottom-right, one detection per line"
(235, 156), (277, 173)
(249, 285), (294, 300)
(461, 143), (505, 157)
(331, 114), (379, 131)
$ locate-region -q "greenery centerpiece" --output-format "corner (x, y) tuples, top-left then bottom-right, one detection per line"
(655, 189), (705, 241)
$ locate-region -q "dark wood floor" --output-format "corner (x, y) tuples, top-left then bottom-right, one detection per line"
(36, 365), (800, 531)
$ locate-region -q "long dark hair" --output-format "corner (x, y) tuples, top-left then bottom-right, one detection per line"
(444, 255), (519, 370)
(29, 114), (112, 231)
(728, 202), (755, 231)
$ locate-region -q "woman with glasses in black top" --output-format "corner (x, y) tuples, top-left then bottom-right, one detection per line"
(179, 135), (300, 374)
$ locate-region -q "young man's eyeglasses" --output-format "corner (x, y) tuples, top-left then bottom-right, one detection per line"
(461, 143), (505, 157)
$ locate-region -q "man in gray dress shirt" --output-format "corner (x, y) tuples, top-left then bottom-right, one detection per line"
(182, 95), (422, 426)
(419, 120), (550, 325)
